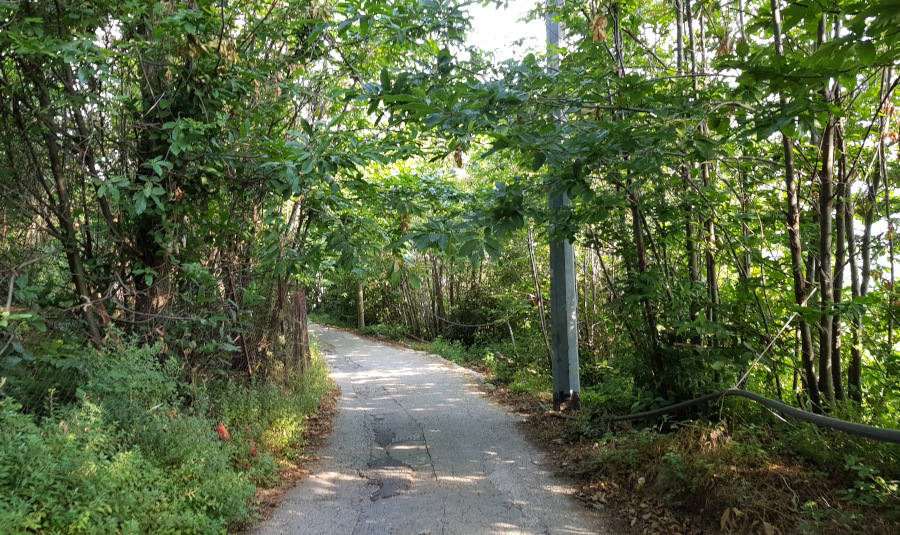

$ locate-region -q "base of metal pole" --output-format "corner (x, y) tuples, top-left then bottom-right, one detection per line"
(553, 390), (581, 411)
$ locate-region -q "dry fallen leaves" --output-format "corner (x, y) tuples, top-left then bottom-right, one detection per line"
(720, 506), (746, 531)
(590, 15), (608, 43)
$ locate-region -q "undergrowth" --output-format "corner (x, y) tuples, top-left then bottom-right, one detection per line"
(308, 312), (354, 329)
(0, 336), (331, 534)
(566, 413), (900, 534)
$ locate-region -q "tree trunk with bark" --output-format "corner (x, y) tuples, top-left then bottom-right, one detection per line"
(771, 0), (820, 410)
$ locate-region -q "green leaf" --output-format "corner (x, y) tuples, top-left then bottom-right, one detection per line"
(389, 268), (402, 285)
(424, 113), (443, 128)
(856, 41), (876, 67)
(458, 239), (478, 257)
(808, 40), (848, 67)
(484, 236), (503, 260)
(134, 195), (147, 214)
(408, 272), (422, 291)
(2, 356), (23, 368)
(779, 121), (799, 139)
(382, 94), (420, 103)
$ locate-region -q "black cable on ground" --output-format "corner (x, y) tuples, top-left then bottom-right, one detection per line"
(608, 389), (900, 445)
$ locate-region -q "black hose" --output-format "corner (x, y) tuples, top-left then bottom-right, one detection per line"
(610, 389), (900, 445)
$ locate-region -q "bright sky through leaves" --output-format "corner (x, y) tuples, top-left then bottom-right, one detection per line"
(466, 0), (545, 61)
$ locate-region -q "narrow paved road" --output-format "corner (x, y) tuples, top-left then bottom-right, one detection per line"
(252, 325), (606, 535)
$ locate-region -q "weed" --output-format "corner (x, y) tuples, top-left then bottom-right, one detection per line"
(509, 370), (551, 394)
(841, 455), (900, 507)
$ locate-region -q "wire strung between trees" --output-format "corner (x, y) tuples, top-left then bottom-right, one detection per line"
(603, 286), (900, 444)
(387, 300), (900, 444)
(418, 308), (523, 363)
(420, 307), (509, 329)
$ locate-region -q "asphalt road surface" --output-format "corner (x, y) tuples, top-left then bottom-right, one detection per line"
(251, 324), (606, 535)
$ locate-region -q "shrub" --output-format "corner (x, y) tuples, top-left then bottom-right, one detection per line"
(430, 336), (471, 364)
(0, 397), (256, 534)
(363, 323), (406, 340)
(0, 334), (331, 534)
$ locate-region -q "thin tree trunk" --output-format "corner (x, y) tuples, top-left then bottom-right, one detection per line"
(448, 272), (456, 309)
(675, 0), (685, 71)
(818, 116), (836, 405)
(675, 2), (700, 316)
(294, 287), (311, 371)
(628, 180), (661, 375)
(851, 70), (893, 400)
(832, 126), (847, 402)
(794, 326), (804, 409)
(771, 0), (820, 410)
(582, 249), (591, 348)
(591, 249), (598, 317)
(847, 183), (863, 401)
(740, 168), (752, 279)
(683, 0), (701, 313)
(528, 227), (553, 367)
(687, 0), (717, 322)
(703, 166), (718, 323)
(401, 278), (419, 336)
(881, 68), (895, 346)
(433, 256), (446, 321)
(35, 100), (103, 343)
(594, 243), (640, 349)
(590, 248), (598, 350)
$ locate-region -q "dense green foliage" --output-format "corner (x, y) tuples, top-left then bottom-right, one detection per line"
(0, 336), (330, 534)
(312, 0), (900, 529)
(317, 0), (900, 417)
(3, 0), (900, 531)
(0, 0), (356, 529)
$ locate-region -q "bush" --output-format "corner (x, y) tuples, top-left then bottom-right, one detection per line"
(430, 336), (472, 365)
(363, 323), (405, 340)
(0, 397), (256, 534)
(308, 311), (354, 329)
(0, 334), (332, 534)
(217, 356), (331, 460)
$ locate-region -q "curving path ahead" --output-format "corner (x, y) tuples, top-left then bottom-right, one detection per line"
(251, 324), (606, 535)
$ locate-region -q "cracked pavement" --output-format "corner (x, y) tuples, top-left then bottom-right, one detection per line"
(250, 324), (606, 535)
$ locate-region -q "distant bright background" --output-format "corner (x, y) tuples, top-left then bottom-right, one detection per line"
(465, 0), (546, 60)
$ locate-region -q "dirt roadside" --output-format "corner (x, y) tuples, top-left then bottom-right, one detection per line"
(246, 384), (341, 525)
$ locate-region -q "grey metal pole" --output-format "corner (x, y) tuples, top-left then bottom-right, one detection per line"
(545, 0), (580, 411)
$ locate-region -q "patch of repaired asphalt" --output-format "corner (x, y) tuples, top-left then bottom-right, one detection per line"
(250, 324), (606, 535)
(361, 457), (411, 502)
